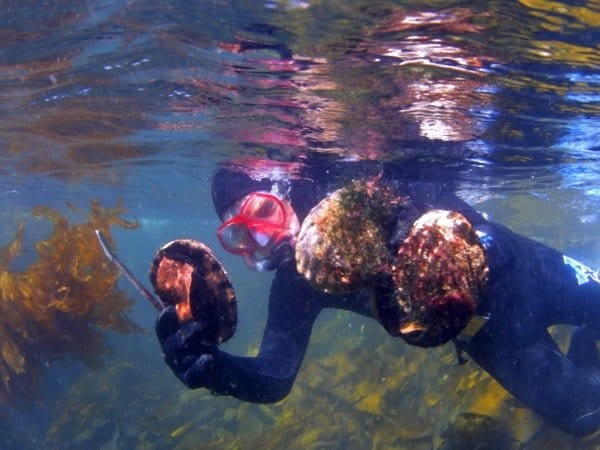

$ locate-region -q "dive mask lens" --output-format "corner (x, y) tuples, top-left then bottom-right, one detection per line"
(218, 221), (256, 254)
(242, 193), (286, 226)
(217, 192), (289, 255)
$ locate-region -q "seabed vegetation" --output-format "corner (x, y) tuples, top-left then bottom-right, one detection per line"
(0, 200), (139, 410)
(43, 315), (600, 450)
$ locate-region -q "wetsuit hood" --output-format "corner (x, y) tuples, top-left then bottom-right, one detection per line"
(212, 159), (323, 223)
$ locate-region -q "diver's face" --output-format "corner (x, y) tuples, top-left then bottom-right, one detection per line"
(217, 191), (299, 271)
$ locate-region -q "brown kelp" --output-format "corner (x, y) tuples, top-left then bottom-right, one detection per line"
(0, 200), (139, 408)
(45, 311), (600, 449)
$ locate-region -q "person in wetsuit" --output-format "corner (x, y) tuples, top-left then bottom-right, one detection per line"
(155, 156), (600, 436)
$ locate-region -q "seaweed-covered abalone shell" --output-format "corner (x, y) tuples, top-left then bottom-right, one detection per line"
(375, 210), (488, 347)
(295, 180), (399, 294)
(149, 239), (237, 345)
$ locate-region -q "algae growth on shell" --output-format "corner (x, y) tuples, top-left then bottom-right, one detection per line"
(295, 179), (404, 294)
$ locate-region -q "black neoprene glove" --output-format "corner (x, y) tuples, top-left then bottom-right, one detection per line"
(155, 306), (218, 389)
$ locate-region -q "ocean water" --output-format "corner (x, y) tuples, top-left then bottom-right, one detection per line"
(1, 0), (600, 449)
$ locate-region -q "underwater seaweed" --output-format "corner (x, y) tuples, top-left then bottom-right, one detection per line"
(43, 309), (600, 450)
(0, 200), (140, 409)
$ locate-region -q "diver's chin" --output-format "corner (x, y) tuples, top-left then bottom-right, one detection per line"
(244, 239), (295, 272)
(267, 240), (296, 271)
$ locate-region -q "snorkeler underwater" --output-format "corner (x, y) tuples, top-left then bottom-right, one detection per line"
(150, 157), (600, 437)
(2, 1), (600, 449)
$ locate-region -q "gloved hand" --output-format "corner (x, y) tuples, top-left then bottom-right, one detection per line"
(156, 306), (218, 389)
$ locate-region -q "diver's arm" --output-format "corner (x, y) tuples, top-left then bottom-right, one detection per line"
(467, 329), (600, 436)
(157, 263), (321, 403)
(208, 265), (321, 402)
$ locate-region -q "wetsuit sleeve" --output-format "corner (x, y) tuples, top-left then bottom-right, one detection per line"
(463, 226), (600, 436)
(467, 328), (600, 435)
(199, 264), (322, 403)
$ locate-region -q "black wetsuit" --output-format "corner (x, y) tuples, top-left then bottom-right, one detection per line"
(156, 160), (600, 436)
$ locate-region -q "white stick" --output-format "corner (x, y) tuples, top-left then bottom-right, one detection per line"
(95, 229), (163, 311)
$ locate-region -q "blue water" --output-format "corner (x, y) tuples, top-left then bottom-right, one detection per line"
(1, 1), (600, 448)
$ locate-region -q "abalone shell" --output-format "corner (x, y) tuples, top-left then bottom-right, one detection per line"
(295, 180), (400, 294)
(374, 210), (488, 347)
(149, 239), (237, 345)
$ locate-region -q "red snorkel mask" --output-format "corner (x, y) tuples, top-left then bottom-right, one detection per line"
(217, 192), (299, 270)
